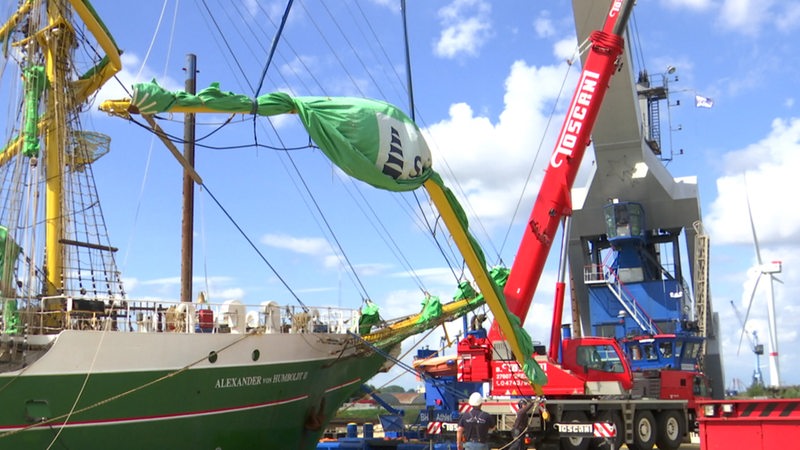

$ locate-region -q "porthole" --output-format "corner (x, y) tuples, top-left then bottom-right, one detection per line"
(208, 351), (218, 363)
(252, 349), (260, 361)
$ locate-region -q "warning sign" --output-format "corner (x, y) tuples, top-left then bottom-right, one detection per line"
(490, 361), (536, 396)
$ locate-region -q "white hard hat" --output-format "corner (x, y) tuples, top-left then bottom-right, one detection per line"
(468, 392), (483, 407)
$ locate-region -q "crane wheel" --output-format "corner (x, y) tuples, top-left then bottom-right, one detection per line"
(629, 410), (656, 450)
(655, 410), (684, 450)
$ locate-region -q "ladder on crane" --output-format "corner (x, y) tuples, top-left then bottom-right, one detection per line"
(693, 220), (710, 373)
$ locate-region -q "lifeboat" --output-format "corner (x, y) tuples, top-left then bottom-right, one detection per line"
(412, 355), (458, 377)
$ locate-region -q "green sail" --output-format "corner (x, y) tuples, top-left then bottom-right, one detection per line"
(131, 82), (432, 191)
(0, 226), (20, 333)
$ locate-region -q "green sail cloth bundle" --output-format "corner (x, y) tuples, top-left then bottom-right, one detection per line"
(2, 298), (18, 334)
(358, 300), (381, 335)
(453, 280), (477, 302)
(1, 226), (20, 334)
(23, 66), (47, 157)
(0, 226), (20, 293)
(416, 295), (443, 324)
(130, 82), (433, 192)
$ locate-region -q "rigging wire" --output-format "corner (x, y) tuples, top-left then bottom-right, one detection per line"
(313, 0), (392, 101)
(339, 181), (428, 293)
(202, 183), (310, 311)
(249, 1), (320, 96)
(176, 0), (470, 309)
(347, 0), (410, 106)
(497, 38), (589, 260)
(188, 0), (445, 304)
(253, 0), (293, 98)
(294, 0), (369, 99)
(628, 10), (646, 75)
(198, 0), (253, 92)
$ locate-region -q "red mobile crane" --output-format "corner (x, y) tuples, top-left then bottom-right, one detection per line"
(444, 1), (701, 449)
(483, 0), (635, 392)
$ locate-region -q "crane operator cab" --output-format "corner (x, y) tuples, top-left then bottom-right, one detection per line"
(604, 200), (645, 242)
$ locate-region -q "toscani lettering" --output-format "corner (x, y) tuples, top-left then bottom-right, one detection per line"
(549, 70), (600, 168)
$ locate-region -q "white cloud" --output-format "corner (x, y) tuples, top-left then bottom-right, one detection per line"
(665, 0), (799, 36)
(434, 0), (493, 59)
(706, 118), (800, 245)
(369, 0), (401, 14)
(704, 116), (800, 386)
(776, 2), (800, 32)
(553, 37), (578, 62)
(718, 0), (772, 35)
(424, 59), (575, 226)
(261, 233), (335, 255)
(662, 0), (714, 11)
(95, 52), (181, 109)
(534, 13), (556, 39)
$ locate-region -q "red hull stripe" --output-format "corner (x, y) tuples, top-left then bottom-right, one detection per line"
(324, 377), (362, 393)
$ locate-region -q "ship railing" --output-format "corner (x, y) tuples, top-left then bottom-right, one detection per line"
(3, 296), (364, 336)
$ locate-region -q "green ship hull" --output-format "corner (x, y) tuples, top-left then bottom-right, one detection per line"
(0, 330), (396, 449)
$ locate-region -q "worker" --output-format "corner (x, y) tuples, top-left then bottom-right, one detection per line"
(457, 392), (496, 450)
(509, 398), (536, 450)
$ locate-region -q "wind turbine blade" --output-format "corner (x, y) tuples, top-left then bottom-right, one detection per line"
(773, 275), (784, 285)
(744, 175), (763, 265)
(738, 272), (762, 356)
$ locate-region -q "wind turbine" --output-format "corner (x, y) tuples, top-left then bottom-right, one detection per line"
(738, 176), (782, 387)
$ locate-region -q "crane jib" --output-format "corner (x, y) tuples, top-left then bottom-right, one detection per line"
(495, 2), (631, 333)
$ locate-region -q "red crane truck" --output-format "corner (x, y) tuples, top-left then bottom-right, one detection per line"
(446, 1), (707, 449)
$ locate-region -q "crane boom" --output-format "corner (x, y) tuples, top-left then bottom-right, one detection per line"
(489, 0), (634, 344)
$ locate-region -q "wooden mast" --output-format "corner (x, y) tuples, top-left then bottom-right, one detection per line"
(180, 54), (197, 304)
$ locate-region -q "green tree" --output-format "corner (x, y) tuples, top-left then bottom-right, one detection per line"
(380, 385), (406, 394)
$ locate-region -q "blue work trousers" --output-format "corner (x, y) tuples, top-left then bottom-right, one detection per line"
(464, 442), (489, 450)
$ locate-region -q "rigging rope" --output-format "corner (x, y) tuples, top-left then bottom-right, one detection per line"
(201, 183), (310, 311)
(498, 36), (590, 260)
(253, 0), (293, 98)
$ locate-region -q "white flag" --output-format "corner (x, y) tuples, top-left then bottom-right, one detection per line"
(695, 95), (714, 108)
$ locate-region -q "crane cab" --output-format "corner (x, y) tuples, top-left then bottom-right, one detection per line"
(560, 336), (634, 392)
(604, 200), (646, 242)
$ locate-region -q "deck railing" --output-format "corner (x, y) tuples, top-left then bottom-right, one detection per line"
(1, 296), (362, 336)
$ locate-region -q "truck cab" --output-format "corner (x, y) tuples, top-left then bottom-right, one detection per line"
(561, 336), (634, 392)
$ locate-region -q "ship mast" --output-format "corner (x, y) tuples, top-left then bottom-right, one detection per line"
(180, 54), (198, 304)
(43, 1), (74, 296)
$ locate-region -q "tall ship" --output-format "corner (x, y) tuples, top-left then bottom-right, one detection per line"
(0, 1), (508, 449)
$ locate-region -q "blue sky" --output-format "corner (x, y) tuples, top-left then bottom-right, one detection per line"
(83, 0), (800, 391)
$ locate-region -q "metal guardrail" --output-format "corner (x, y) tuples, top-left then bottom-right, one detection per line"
(2, 296), (362, 336)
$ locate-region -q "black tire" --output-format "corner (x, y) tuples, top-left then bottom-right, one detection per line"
(560, 411), (590, 450)
(591, 411), (624, 450)
(655, 410), (685, 450)
(629, 410), (657, 450)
